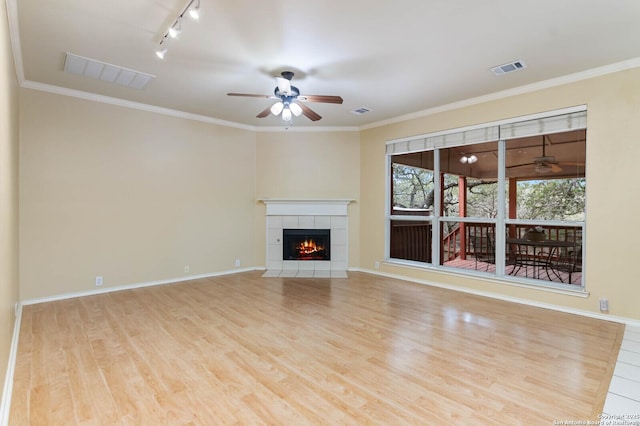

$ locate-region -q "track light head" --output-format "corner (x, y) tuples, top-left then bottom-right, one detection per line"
(168, 21), (182, 38)
(155, 47), (167, 59)
(189, 1), (200, 19)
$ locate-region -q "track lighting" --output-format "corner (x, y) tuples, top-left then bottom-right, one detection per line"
(155, 0), (200, 59)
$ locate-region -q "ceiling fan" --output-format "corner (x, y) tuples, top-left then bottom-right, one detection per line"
(227, 71), (343, 122)
(507, 135), (582, 175)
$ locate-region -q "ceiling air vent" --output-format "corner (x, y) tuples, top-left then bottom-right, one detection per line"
(490, 60), (527, 76)
(64, 53), (155, 90)
(351, 107), (372, 115)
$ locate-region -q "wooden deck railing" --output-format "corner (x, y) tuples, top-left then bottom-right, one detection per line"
(391, 220), (581, 264)
(390, 220), (432, 263)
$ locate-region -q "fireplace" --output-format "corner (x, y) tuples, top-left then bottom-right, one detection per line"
(283, 229), (331, 261)
(261, 198), (351, 278)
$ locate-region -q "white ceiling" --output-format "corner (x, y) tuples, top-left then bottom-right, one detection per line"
(9, 0), (640, 129)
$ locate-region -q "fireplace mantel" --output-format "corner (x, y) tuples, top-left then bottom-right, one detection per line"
(260, 199), (353, 278)
(260, 199), (354, 216)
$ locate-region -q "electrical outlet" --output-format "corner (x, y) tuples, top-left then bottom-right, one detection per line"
(95, 276), (103, 286)
(235, 259), (241, 267)
(184, 265), (190, 273)
(599, 298), (609, 312)
(375, 261), (380, 269)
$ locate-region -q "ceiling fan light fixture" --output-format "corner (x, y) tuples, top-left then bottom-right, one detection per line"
(289, 102), (302, 117)
(270, 102), (284, 116)
(282, 107), (292, 121)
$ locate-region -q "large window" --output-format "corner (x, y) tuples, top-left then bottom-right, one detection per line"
(387, 110), (586, 289)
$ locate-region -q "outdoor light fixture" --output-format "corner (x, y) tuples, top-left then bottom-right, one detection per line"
(535, 163), (552, 174)
(459, 154), (478, 164)
(155, 0), (200, 58)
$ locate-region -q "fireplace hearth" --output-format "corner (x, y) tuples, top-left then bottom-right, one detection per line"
(283, 229), (330, 261)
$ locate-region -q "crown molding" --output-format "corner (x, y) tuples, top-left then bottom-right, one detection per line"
(255, 125), (360, 133)
(6, 0), (24, 86)
(20, 80), (257, 131)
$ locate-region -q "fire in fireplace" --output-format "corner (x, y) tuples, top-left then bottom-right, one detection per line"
(282, 229), (331, 261)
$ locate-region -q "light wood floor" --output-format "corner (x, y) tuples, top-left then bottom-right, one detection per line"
(10, 271), (623, 425)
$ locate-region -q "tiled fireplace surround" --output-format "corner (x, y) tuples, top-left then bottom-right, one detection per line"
(261, 199), (351, 278)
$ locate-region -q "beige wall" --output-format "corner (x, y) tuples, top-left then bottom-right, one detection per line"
(254, 131), (361, 267)
(0, 0), (20, 405)
(14, 53), (640, 323)
(360, 68), (640, 320)
(19, 90), (256, 300)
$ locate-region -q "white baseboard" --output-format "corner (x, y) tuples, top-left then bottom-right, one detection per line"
(21, 267), (258, 306)
(351, 267), (640, 328)
(0, 303), (22, 426)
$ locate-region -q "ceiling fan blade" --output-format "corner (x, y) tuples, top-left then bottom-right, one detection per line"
(298, 103), (322, 121)
(557, 161), (585, 166)
(256, 106), (272, 118)
(298, 95), (343, 104)
(506, 162), (535, 169)
(227, 93), (273, 99)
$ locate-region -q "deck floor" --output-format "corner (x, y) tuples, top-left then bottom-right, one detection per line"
(444, 257), (582, 285)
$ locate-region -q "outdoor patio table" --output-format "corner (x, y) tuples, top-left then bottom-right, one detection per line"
(506, 238), (575, 281)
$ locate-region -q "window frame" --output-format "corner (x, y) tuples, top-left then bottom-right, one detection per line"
(385, 107), (587, 291)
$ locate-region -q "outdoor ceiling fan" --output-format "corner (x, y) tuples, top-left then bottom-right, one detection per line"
(507, 135), (582, 175)
(227, 71), (343, 122)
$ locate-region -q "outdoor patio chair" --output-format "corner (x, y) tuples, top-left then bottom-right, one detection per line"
(549, 244), (582, 284)
(471, 232), (495, 271)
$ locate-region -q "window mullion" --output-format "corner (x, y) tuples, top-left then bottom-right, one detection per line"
(432, 149), (441, 265)
(495, 139), (506, 276)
